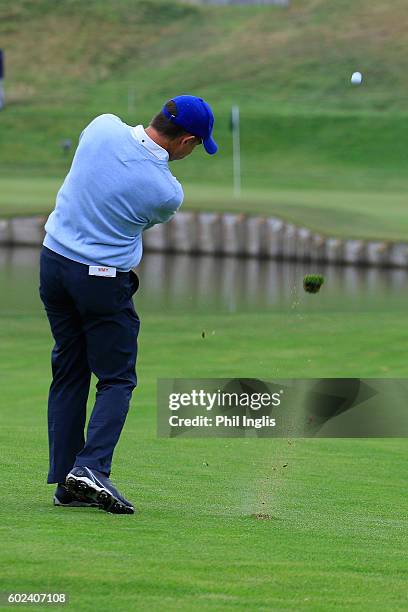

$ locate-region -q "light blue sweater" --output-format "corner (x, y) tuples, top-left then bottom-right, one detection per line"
(43, 114), (183, 271)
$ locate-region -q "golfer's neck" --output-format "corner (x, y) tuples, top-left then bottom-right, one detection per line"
(144, 126), (170, 153)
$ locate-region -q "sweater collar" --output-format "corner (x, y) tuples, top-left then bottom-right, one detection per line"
(132, 124), (169, 162)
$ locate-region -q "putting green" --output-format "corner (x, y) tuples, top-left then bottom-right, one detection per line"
(2, 178), (408, 242)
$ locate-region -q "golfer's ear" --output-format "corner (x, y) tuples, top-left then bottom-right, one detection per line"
(183, 135), (196, 145)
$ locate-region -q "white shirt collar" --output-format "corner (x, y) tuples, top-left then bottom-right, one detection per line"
(131, 124), (169, 161)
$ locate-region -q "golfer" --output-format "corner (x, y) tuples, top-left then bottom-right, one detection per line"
(39, 95), (217, 514)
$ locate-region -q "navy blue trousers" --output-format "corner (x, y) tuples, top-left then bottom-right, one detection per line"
(39, 246), (140, 484)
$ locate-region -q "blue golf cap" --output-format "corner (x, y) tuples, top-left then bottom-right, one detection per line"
(162, 95), (218, 155)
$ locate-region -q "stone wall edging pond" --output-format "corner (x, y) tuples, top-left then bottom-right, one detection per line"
(1, 212), (407, 268)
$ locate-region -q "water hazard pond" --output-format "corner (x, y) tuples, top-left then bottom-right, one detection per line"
(1, 247), (407, 316)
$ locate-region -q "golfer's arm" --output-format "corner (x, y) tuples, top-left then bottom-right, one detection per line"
(143, 197), (182, 231)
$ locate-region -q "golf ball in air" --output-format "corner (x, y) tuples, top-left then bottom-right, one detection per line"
(351, 71), (363, 85)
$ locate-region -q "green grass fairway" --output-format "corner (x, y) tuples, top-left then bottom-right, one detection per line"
(1, 283), (408, 610)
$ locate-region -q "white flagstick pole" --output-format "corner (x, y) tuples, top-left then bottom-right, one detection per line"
(231, 105), (241, 197)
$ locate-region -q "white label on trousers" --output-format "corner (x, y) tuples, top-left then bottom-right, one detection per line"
(88, 265), (117, 277)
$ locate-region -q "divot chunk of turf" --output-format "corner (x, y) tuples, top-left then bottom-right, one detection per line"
(303, 274), (324, 294)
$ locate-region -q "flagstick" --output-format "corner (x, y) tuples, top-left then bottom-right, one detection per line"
(231, 105), (241, 198)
